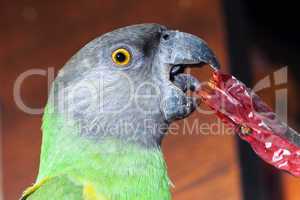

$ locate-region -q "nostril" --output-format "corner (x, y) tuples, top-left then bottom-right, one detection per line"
(162, 34), (170, 40)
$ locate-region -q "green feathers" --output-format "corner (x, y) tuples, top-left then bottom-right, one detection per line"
(23, 175), (83, 200)
(24, 105), (171, 200)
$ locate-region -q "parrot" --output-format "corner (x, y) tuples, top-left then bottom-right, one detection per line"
(21, 23), (220, 200)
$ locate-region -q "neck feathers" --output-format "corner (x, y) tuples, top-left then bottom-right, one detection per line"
(37, 105), (171, 199)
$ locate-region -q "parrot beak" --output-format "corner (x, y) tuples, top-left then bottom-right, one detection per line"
(158, 30), (220, 122)
(161, 30), (220, 72)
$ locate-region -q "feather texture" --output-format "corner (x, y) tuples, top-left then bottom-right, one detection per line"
(24, 105), (171, 200)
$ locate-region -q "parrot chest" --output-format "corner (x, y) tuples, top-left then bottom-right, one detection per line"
(74, 145), (171, 200)
(38, 137), (171, 200)
(38, 107), (171, 199)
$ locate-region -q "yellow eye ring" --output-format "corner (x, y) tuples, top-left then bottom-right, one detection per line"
(112, 48), (131, 66)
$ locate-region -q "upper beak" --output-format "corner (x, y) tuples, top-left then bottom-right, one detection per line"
(161, 30), (220, 70)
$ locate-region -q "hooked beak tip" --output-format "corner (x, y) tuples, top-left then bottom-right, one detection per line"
(209, 57), (221, 71)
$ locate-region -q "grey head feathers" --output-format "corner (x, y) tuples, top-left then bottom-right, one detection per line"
(48, 23), (219, 148)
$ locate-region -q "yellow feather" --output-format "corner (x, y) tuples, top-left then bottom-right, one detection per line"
(21, 176), (51, 199)
(83, 183), (108, 200)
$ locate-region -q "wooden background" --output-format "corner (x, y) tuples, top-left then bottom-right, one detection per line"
(1, 0), (299, 200)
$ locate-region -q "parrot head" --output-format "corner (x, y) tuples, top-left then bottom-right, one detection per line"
(50, 24), (219, 147)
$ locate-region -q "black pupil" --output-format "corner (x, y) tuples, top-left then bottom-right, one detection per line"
(115, 52), (127, 63)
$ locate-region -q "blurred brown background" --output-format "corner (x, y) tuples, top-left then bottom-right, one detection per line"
(1, 0), (300, 200)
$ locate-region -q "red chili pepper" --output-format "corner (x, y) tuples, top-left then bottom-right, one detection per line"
(197, 70), (300, 176)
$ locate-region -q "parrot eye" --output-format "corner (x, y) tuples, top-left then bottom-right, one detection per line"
(112, 48), (131, 66)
